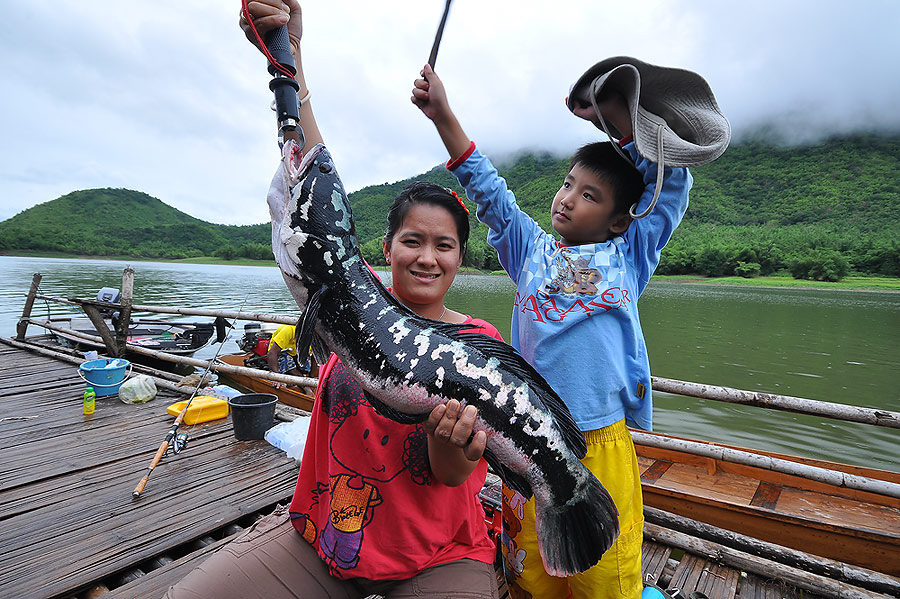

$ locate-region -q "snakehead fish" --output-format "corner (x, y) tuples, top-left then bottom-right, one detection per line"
(267, 140), (619, 576)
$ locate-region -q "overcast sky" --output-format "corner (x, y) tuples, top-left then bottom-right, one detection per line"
(2, 1), (898, 225)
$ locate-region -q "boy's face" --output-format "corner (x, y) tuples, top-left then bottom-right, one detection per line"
(550, 163), (631, 245)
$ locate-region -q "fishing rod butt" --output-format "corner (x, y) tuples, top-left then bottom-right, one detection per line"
(265, 25), (301, 143)
(133, 475), (150, 498)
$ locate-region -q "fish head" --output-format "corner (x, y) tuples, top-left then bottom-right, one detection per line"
(269, 143), (360, 297)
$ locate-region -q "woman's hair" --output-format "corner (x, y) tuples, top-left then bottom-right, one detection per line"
(383, 182), (470, 260)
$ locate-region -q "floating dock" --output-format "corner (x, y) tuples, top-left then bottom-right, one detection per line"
(1, 336), (894, 599)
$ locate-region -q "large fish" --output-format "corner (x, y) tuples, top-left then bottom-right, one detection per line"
(268, 140), (619, 576)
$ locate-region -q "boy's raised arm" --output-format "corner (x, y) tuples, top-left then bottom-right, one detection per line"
(240, 0), (324, 149)
(412, 64), (472, 161)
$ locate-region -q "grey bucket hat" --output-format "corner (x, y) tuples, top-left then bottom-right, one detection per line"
(566, 56), (731, 168)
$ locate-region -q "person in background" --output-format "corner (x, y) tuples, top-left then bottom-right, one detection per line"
(266, 323), (316, 392)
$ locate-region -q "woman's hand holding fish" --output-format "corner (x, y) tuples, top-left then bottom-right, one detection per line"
(424, 399), (487, 487)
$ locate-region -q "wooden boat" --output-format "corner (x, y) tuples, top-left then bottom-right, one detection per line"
(635, 430), (900, 576)
(216, 352), (316, 412)
(43, 316), (218, 357)
(210, 351), (900, 576)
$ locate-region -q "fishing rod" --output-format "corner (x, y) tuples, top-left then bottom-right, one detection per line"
(241, 0), (303, 148)
(132, 294), (250, 498)
(428, 0), (453, 70)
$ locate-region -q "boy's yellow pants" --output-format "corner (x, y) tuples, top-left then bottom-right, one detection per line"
(501, 419), (644, 599)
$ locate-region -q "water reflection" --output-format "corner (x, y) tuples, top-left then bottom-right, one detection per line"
(1, 256), (897, 471)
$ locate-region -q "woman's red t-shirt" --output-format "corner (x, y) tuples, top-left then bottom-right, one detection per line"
(288, 317), (503, 580)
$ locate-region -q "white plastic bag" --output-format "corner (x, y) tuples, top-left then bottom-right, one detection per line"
(264, 414), (312, 462)
(118, 374), (158, 404)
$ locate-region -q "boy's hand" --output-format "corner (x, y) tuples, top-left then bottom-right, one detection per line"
(412, 65), (472, 160)
(240, 0), (303, 56)
(424, 399), (486, 462)
(571, 90), (633, 139)
(412, 64), (452, 124)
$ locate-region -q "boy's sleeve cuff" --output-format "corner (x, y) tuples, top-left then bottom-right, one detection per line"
(446, 141), (476, 171)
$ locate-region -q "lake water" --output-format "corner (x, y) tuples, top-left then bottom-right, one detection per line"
(1, 255), (897, 471)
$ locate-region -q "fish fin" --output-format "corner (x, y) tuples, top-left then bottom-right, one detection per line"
(482, 449), (533, 499)
(310, 334), (329, 365)
(447, 331), (587, 458)
(295, 285), (327, 363)
(363, 391), (429, 425)
(535, 473), (620, 577)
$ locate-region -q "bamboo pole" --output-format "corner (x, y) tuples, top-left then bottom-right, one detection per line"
(632, 430), (900, 499)
(30, 291), (900, 429)
(643, 522), (893, 599)
(16, 273), (43, 340)
(653, 376), (900, 429)
(115, 268), (135, 352)
(644, 506), (900, 597)
(31, 293), (299, 325)
(81, 304), (121, 357)
(27, 318), (317, 388)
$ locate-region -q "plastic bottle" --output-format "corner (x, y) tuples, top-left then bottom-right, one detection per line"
(83, 387), (96, 415)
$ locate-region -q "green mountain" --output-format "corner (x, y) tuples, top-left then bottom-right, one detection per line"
(1, 134), (898, 280)
(0, 188), (272, 260)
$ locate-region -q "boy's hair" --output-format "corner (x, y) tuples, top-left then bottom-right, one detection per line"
(569, 142), (644, 216)
(384, 182), (470, 259)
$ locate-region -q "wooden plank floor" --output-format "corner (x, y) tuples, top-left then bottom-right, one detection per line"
(0, 341), (874, 599)
(0, 342), (298, 599)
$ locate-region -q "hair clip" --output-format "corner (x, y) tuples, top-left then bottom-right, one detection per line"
(449, 189), (470, 215)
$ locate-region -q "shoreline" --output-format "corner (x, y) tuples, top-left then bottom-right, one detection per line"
(3, 252), (899, 292)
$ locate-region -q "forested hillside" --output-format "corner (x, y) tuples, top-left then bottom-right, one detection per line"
(0, 188), (272, 260)
(1, 134), (897, 281)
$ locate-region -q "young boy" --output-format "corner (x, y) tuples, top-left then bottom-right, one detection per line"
(412, 64), (693, 598)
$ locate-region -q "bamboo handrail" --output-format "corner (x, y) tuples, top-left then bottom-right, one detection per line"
(652, 376), (900, 429)
(32, 288), (900, 430)
(632, 430), (900, 499)
(31, 293), (299, 326)
(27, 318), (317, 388)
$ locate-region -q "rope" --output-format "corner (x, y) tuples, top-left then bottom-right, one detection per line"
(240, 0), (295, 80)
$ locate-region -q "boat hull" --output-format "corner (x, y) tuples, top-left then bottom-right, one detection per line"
(216, 353), (315, 412)
(635, 431), (900, 575)
(45, 317), (215, 357)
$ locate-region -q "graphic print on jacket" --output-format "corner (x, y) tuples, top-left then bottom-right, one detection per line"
(518, 244), (633, 323)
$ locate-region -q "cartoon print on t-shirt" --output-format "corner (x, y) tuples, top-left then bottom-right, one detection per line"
(545, 251), (601, 296)
(297, 363), (430, 572)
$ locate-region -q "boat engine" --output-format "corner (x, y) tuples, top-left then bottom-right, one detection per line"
(96, 287), (121, 320)
(238, 323), (273, 370)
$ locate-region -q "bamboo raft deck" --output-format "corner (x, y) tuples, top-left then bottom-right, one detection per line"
(0, 338), (892, 599)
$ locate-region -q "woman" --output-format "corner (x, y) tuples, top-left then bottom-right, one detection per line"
(165, 2), (501, 597)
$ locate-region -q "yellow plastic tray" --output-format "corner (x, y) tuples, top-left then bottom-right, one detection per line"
(166, 396), (229, 425)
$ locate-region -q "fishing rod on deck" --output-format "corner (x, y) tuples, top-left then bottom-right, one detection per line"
(132, 294), (250, 498)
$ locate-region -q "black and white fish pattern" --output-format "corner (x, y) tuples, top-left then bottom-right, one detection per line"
(267, 141), (619, 576)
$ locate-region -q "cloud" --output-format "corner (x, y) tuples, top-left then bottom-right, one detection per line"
(1, 0), (898, 225)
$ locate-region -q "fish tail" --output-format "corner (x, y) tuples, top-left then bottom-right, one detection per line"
(535, 475), (620, 577)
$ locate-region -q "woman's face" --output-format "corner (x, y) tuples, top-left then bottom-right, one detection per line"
(383, 203), (463, 314)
